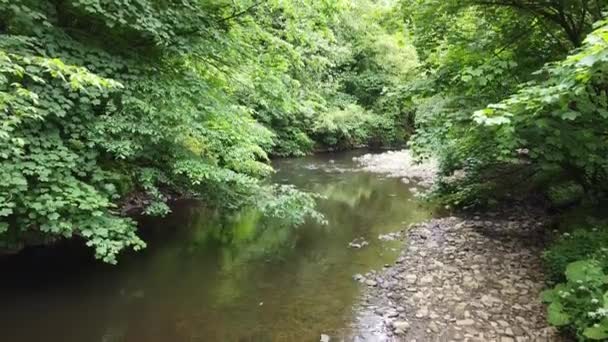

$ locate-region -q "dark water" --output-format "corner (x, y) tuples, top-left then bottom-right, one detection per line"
(0, 151), (435, 342)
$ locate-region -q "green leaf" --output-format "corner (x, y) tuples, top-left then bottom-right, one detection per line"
(560, 111), (580, 120)
(565, 260), (604, 284)
(47, 212), (60, 220)
(584, 319), (608, 340)
(547, 302), (571, 326)
(541, 284), (567, 303)
(603, 291), (608, 309)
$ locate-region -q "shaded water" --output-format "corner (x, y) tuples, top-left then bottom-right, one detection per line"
(0, 151), (435, 342)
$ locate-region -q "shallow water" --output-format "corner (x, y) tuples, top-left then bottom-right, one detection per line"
(0, 151), (435, 342)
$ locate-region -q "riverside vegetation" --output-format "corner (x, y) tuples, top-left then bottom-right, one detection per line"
(1, 0), (608, 340)
(0, 0), (416, 262)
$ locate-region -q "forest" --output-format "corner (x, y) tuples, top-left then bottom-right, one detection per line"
(1, 0), (608, 340)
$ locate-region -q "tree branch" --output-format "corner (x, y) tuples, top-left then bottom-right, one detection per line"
(219, 1), (261, 23)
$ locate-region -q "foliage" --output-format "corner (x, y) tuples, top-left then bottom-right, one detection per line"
(406, 0), (608, 207)
(544, 226), (608, 282)
(469, 19), (608, 194)
(1, 0), (367, 262)
(548, 182), (586, 208)
(401, 5), (608, 338)
(542, 258), (608, 340)
(0, 49), (145, 263)
(256, 185), (327, 227)
(312, 104), (377, 149)
(332, 3), (419, 149)
(542, 222), (608, 340)
(234, 0), (421, 155)
(0, 0), (421, 262)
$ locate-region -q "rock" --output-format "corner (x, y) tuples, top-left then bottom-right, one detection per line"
(392, 321), (410, 331)
(386, 310), (399, 318)
(477, 310), (490, 320)
(349, 238), (369, 249)
(350, 207), (562, 342)
(456, 319), (475, 326)
(415, 307), (428, 318)
(419, 275), (433, 285)
(454, 303), (467, 318)
(452, 332), (465, 340)
(320, 334), (330, 342)
(462, 276), (477, 289)
(480, 295), (498, 307)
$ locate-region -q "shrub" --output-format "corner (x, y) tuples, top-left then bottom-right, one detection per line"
(548, 182), (586, 208)
(544, 227), (608, 282)
(543, 224), (608, 340)
(542, 259), (608, 340)
(312, 104), (377, 150)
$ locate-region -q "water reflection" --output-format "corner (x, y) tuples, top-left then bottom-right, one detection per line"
(0, 151), (435, 342)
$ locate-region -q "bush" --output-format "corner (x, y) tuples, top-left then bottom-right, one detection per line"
(543, 225), (608, 340)
(548, 182), (586, 208)
(312, 104), (378, 150)
(544, 227), (608, 282)
(542, 259), (608, 340)
(0, 0), (335, 262)
(410, 17), (608, 209)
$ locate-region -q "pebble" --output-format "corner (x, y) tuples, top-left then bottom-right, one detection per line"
(456, 319), (475, 326)
(349, 206), (566, 341)
(392, 320), (410, 331)
(405, 274), (417, 284)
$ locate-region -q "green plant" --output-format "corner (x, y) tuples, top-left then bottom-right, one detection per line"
(542, 259), (608, 340)
(411, 15), (608, 208)
(0, 0), (420, 262)
(312, 104), (377, 149)
(548, 182), (586, 208)
(544, 227), (608, 282)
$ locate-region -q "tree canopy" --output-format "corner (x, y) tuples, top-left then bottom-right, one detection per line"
(405, 0), (608, 207)
(0, 0), (419, 262)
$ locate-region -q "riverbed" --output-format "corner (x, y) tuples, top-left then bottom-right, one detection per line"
(0, 151), (436, 342)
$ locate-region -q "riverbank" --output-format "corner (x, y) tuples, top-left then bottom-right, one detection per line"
(353, 150), (438, 188)
(351, 151), (564, 341)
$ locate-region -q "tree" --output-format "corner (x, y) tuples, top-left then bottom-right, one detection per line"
(471, 0), (606, 46)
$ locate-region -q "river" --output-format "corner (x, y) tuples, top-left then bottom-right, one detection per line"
(0, 151), (435, 342)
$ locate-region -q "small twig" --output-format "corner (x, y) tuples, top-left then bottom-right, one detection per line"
(219, 1), (261, 23)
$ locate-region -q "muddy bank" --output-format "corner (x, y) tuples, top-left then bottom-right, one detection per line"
(350, 206), (565, 342)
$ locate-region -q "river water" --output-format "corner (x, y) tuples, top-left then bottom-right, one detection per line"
(0, 151), (435, 342)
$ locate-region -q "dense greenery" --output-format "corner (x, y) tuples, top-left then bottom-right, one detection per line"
(399, 1), (607, 340)
(2, 0), (608, 337)
(0, 0), (420, 262)
(406, 1), (608, 208)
